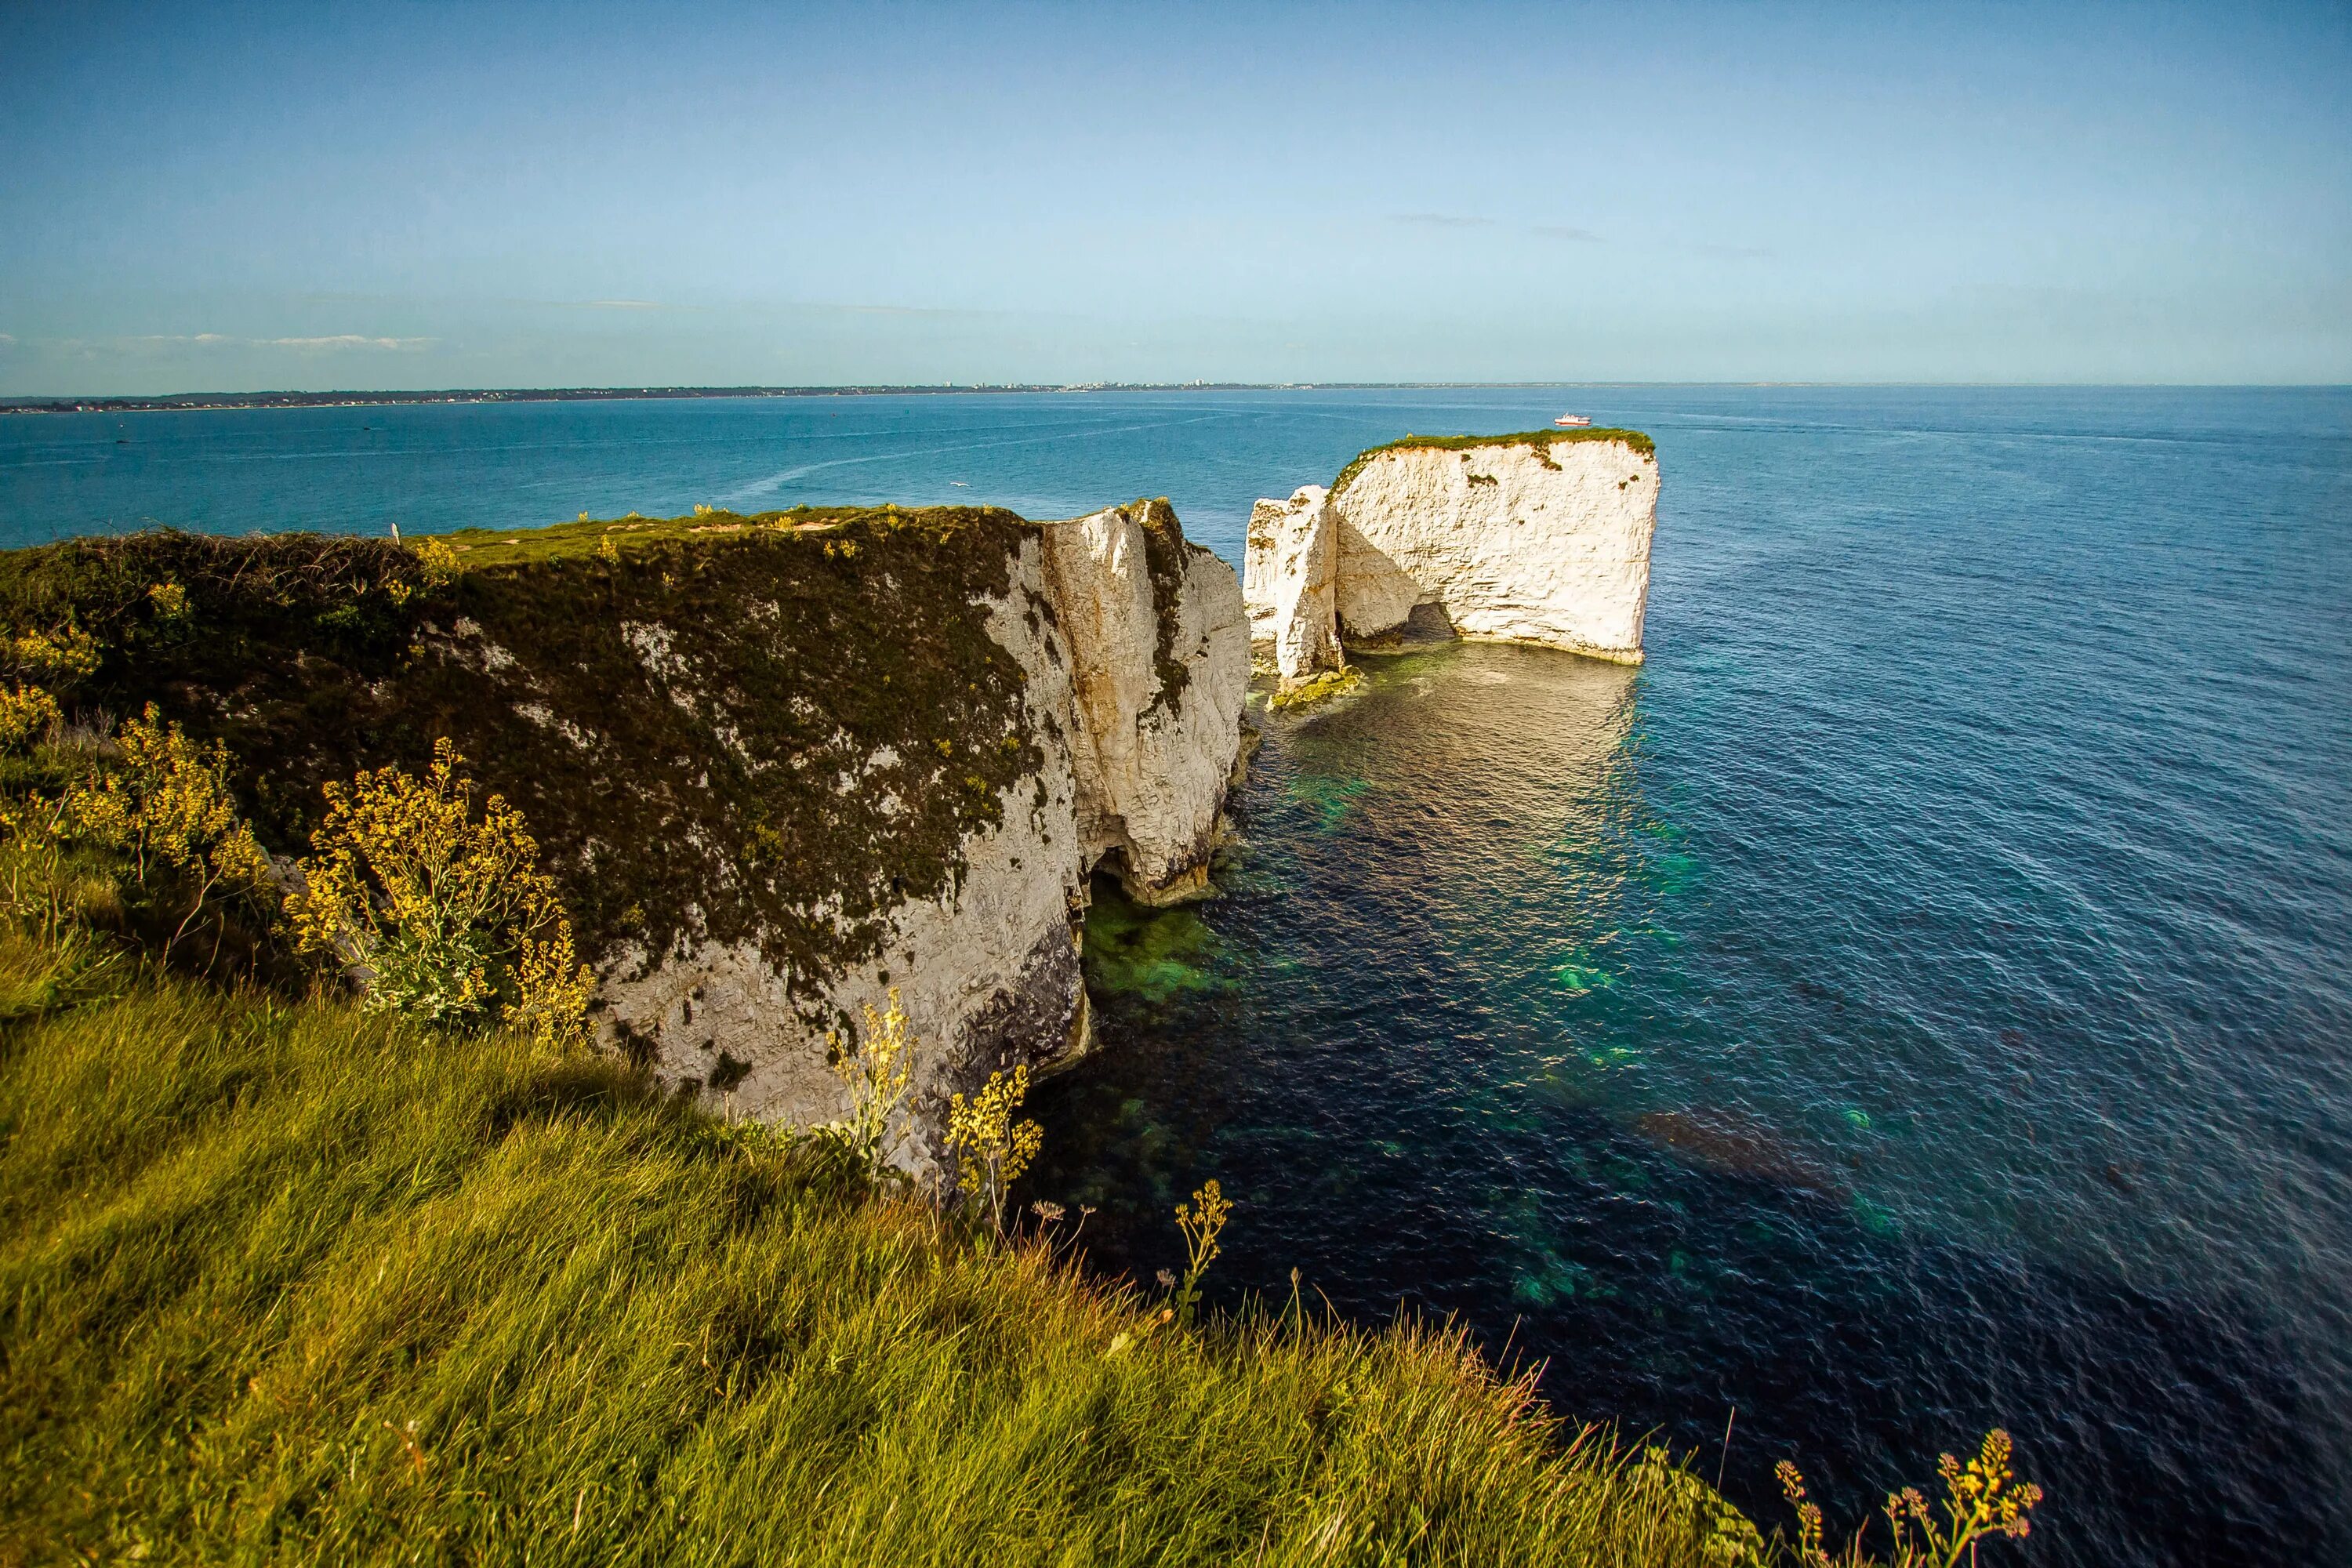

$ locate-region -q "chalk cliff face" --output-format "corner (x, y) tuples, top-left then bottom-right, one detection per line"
(597, 543), (1096, 1149)
(1243, 485), (1344, 681)
(607, 499), (1249, 1162)
(1247, 433), (1658, 673)
(1044, 499), (1251, 905)
(4, 504), (1247, 1175)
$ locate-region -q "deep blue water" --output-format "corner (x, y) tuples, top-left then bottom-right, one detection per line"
(5, 387), (2349, 1565)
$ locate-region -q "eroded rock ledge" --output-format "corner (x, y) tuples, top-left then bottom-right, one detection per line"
(1246, 430), (1658, 684)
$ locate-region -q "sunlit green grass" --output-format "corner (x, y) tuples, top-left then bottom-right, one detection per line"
(0, 930), (1755, 1566)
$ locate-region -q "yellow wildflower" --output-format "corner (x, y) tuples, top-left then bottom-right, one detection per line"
(945, 1064), (1041, 1237)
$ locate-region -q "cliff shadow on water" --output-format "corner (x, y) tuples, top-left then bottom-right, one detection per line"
(1029, 638), (2340, 1568)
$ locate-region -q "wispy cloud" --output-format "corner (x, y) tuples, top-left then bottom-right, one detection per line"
(264, 335), (435, 350)
(1531, 224), (1606, 244)
(527, 296), (1011, 320)
(829, 301), (1012, 318)
(1390, 212), (1497, 229)
(103, 332), (435, 351)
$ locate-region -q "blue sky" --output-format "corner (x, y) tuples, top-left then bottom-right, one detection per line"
(2, 0), (2347, 391)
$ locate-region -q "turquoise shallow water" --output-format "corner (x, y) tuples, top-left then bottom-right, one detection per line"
(5, 387), (2349, 1563)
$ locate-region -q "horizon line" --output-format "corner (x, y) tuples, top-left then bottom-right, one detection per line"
(6, 379), (2349, 414)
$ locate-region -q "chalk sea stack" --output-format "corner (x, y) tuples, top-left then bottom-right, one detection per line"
(1246, 430), (1659, 684)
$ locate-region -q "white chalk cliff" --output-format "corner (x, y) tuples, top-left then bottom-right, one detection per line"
(1246, 434), (1657, 676)
(1042, 499), (1253, 906)
(605, 500), (1249, 1170)
(1244, 485), (1345, 681)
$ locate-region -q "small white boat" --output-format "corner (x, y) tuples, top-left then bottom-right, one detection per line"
(1553, 414), (1592, 427)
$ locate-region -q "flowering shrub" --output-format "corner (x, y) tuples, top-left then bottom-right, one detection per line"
(287, 739), (591, 1049)
(411, 536), (462, 586)
(945, 1064), (1041, 1237)
(4, 622), (100, 684)
(60, 704), (271, 956)
(1777, 1427), (2041, 1567)
(0, 684), (60, 752)
(831, 988), (915, 1177)
(1172, 1178), (1232, 1327)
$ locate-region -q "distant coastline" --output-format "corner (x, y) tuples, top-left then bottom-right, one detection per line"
(5, 382), (2270, 415)
(0, 383), (1582, 416)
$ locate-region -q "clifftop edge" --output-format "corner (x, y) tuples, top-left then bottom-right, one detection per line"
(1331, 427), (1655, 495)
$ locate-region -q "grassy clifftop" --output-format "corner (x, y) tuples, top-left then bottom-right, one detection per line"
(1330, 428), (1656, 496)
(0, 930), (1759, 1566)
(0, 509), (1054, 1028)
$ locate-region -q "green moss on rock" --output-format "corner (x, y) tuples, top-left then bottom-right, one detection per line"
(1129, 497), (1194, 717)
(1267, 666), (1364, 712)
(0, 508), (1052, 1019)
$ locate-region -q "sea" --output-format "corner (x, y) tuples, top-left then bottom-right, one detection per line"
(4, 386), (2347, 1566)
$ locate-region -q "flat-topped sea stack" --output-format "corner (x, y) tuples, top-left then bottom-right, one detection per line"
(1246, 429), (1657, 684)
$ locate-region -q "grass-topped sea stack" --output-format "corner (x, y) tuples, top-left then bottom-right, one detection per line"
(1245, 429), (1659, 695)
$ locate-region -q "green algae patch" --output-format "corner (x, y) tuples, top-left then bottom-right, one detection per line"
(1267, 665), (1364, 712)
(1080, 877), (1229, 1008)
(1330, 427), (1655, 498)
(0, 509), (1051, 1013)
(1284, 773), (1374, 834)
(1553, 961), (1619, 996)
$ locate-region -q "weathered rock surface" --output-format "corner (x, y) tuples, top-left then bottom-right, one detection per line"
(601, 554), (1097, 1145)
(609, 499), (1247, 1166)
(1247, 433), (1658, 671)
(1044, 499), (1252, 903)
(1243, 487), (1344, 681)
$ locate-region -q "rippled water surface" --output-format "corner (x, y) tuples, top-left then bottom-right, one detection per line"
(5, 387), (2348, 1564)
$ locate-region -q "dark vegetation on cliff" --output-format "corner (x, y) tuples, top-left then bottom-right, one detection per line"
(0, 510), (1056, 1029)
(1131, 496), (1199, 718)
(1329, 428), (1657, 496)
(0, 927), (1762, 1567)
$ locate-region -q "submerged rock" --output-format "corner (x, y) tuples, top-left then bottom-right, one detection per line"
(1633, 1108), (1848, 1197)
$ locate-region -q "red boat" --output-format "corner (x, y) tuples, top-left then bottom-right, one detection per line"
(1553, 414), (1591, 427)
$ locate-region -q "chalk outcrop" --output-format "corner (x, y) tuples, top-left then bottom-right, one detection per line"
(1044, 499), (1253, 904)
(1247, 432), (1658, 676)
(611, 500), (1249, 1159)
(597, 549), (1098, 1147)
(1244, 485), (1344, 681)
